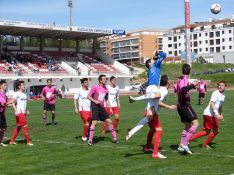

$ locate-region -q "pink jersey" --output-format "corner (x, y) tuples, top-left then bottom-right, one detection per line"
(41, 86), (56, 104)
(198, 80), (206, 93)
(0, 91), (7, 113)
(88, 84), (108, 107)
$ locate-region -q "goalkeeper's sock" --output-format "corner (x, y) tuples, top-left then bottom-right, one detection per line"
(129, 117), (149, 137)
(135, 94), (155, 101)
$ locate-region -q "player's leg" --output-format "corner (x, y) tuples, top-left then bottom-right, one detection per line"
(190, 115), (211, 141)
(129, 85), (159, 103)
(51, 104), (56, 125)
(51, 111), (56, 125)
(113, 107), (120, 130)
(106, 118), (118, 143)
(203, 128), (218, 148)
(88, 106), (99, 145)
(101, 108), (110, 136)
(203, 117), (219, 148)
(10, 126), (21, 144)
(43, 101), (48, 127)
(0, 114), (7, 146)
(126, 107), (154, 141)
(22, 124), (33, 145)
(88, 120), (97, 145)
(100, 107), (118, 143)
(80, 111), (90, 141)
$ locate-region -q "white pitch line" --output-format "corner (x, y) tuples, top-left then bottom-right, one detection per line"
(3, 137), (234, 158)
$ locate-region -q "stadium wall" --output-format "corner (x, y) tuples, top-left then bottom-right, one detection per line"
(96, 50), (130, 75)
(201, 51), (234, 63)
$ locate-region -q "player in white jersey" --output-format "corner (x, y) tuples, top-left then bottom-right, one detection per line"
(127, 75), (177, 159)
(102, 76), (120, 135)
(9, 81), (33, 146)
(190, 81), (226, 148)
(74, 78), (91, 141)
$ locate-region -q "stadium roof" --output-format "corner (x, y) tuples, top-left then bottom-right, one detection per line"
(0, 19), (116, 40)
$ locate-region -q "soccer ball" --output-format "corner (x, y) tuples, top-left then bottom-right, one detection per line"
(210, 3), (221, 14)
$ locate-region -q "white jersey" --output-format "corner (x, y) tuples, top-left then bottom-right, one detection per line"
(104, 85), (120, 107)
(203, 90), (225, 117)
(13, 91), (27, 114)
(146, 85), (159, 111)
(74, 87), (91, 112)
(157, 86), (169, 112)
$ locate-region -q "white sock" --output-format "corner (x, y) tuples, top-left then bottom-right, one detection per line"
(129, 117), (149, 136)
(134, 94), (155, 101)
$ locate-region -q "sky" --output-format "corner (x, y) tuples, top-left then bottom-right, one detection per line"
(0, 0), (233, 31)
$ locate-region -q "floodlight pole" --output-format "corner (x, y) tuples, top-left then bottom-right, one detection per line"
(185, 0), (191, 67)
(68, 0), (74, 26)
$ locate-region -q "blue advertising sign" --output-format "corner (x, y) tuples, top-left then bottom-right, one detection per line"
(112, 29), (126, 35)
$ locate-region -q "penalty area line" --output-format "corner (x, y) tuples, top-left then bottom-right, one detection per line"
(4, 137), (234, 158)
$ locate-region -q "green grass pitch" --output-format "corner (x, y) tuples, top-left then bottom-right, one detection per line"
(1, 91), (234, 175)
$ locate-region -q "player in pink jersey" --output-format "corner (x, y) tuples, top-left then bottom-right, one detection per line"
(197, 78), (207, 105)
(41, 79), (57, 127)
(102, 76), (121, 135)
(190, 81), (225, 149)
(0, 80), (10, 147)
(87, 74), (118, 145)
(74, 78), (91, 142)
(176, 64), (199, 154)
(10, 81), (33, 146)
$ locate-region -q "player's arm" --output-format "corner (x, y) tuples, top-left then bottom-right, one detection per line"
(210, 101), (223, 121)
(74, 92), (79, 114)
(154, 52), (167, 67)
(117, 96), (121, 109)
(218, 105), (224, 121)
(40, 89), (45, 100)
(181, 82), (197, 93)
(159, 101), (177, 110)
(105, 94), (113, 114)
(11, 98), (17, 115)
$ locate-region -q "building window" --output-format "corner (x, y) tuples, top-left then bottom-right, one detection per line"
(168, 37), (172, 40)
(205, 40), (208, 44)
(205, 33), (208, 36)
(193, 34), (197, 40)
(178, 36), (181, 39)
(200, 26), (204, 31)
(169, 51), (172, 54)
(215, 31), (220, 37)
(210, 47), (214, 53)
(179, 43), (181, 46)
(209, 32), (214, 38)
(174, 44), (177, 49)
(211, 25), (216, 29)
(173, 37), (177, 42)
(168, 44), (172, 47)
(199, 41), (202, 44)
(210, 40), (214, 45)
(199, 33), (201, 37)
(222, 46), (225, 50)
(216, 39), (220, 45)
(194, 49), (198, 53)
(229, 30), (232, 34)
(206, 48), (208, 51)
(229, 46), (232, 49)
(174, 51), (178, 56)
(199, 48), (202, 52)
(222, 38), (225, 42)
(222, 30), (225, 34)
(229, 38), (232, 41)
(194, 41), (198, 47)
(216, 47), (220, 52)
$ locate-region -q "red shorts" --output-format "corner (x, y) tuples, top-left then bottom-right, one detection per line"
(148, 114), (161, 129)
(105, 107), (119, 116)
(79, 111), (91, 122)
(16, 113), (27, 126)
(203, 115), (218, 130)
